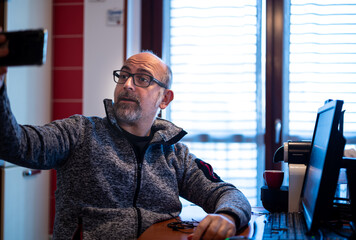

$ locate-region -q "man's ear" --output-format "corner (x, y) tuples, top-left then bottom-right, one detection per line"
(159, 89), (174, 109)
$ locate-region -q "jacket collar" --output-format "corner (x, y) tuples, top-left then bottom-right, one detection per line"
(103, 99), (187, 145)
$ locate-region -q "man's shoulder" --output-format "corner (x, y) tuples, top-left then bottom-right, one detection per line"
(152, 118), (187, 144)
(153, 118), (184, 131)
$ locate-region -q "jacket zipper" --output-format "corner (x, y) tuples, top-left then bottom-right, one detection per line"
(120, 131), (148, 238)
(133, 152), (143, 238)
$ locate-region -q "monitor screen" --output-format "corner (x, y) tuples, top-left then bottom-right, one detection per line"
(301, 100), (346, 232)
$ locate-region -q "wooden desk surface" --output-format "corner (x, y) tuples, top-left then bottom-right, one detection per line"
(139, 206), (267, 240)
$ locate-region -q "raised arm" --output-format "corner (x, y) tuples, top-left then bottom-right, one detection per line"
(0, 32), (82, 169)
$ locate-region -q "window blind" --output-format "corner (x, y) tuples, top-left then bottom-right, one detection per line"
(287, 0), (356, 146)
(168, 0), (262, 206)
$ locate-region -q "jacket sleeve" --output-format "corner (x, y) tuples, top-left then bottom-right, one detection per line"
(175, 142), (252, 230)
(0, 86), (82, 169)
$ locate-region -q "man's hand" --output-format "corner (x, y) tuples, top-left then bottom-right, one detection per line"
(0, 33), (8, 89)
(189, 213), (236, 240)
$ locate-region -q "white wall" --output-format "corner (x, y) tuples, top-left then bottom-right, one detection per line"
(83, 0), (125, 117)
(6, 0), (52, 125)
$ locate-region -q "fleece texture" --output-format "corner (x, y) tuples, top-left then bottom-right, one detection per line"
(0, 86), (251, 239)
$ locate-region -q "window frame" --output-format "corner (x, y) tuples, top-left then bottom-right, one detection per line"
(265, 0), (286, 170)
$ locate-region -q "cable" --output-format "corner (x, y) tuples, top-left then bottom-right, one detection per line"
(167, 213), (200, 233)
(167, 220), (200, 234)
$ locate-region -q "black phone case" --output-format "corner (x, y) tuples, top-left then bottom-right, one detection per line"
(0, 29), (47, 66)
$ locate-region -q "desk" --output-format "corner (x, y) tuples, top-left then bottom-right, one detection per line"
(139, 206), (266, 240)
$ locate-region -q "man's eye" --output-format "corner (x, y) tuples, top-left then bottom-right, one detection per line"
(120, 74), (129, 80)
(137, 75), (150, 83)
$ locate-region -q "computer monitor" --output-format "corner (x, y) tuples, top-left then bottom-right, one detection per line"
(300, 99), (346, 232)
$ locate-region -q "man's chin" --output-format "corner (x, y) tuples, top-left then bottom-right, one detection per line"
(114, 102), (141, 122)
(116, 110), (141, 124)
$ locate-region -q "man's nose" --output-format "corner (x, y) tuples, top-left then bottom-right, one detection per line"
(123, 76), (135, 90)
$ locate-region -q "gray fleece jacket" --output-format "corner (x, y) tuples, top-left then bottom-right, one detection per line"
(0, 86), (251, 239)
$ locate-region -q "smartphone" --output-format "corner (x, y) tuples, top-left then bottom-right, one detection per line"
(0, 29), (48, 66)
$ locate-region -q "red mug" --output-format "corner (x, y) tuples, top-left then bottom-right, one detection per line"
(263, 170), (284, 189)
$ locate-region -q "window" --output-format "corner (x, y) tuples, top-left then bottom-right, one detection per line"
(154, 0), (356, 208)
(165, 0), (263, 206)
(285, 0), (356, 149)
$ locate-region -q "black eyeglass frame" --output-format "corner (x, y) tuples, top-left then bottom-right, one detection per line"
(113, 70), (168, 89)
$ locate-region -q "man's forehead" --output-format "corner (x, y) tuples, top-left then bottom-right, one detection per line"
(122, 53), (165, 74)
(121, 65), (152, 75)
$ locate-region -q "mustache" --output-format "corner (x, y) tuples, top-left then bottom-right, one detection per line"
(117, 91), (140, 104)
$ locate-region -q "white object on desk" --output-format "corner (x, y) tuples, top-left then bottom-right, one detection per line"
(180, 204), (207, 221)
(288, 164), (307, 212)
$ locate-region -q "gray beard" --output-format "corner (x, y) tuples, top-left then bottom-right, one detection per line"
(114, 101), (142, 124)
(114, 91), (142, 124)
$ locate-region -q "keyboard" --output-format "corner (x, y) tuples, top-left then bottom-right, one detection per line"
(263, 212), (307, 239)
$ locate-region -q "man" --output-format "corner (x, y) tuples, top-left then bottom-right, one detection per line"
(0, 33), (251, 239)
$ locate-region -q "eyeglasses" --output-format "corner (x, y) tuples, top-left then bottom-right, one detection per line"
(113, 70), (168, 89)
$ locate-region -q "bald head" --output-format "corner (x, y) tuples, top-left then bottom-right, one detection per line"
(125, 52), (172, 89)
